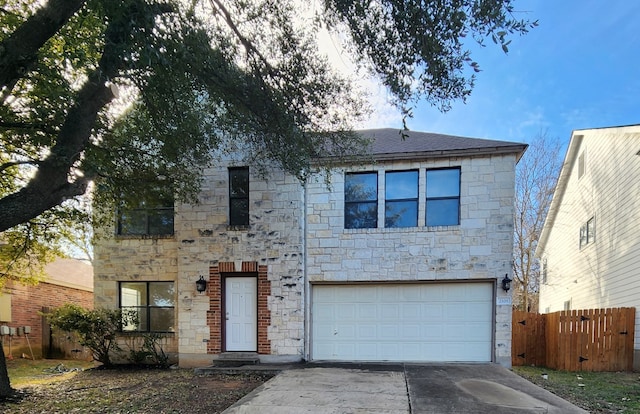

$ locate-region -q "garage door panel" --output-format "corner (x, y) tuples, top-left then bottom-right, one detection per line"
(358, 324), (377, 339)
(380, 303), (400, 319)
(358, 304), (377, 319)
(312, 283), (493, 362)
(358, 286), (378, 301)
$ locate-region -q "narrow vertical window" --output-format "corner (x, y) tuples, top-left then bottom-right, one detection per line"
(426, 168), (460, 226)
(578, 151), (586, 179)
(229, 167), (249, 226)
(385, 170), (418, 228)
(579, 216), (595, 248)
(541, 258), (548, 285)
(345, 172), (378, 229)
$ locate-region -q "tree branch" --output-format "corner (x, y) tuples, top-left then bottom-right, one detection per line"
(0, 120), (57, 134)
(0, 0), (86, 102)
(0, 159), (38, 173)
(209, 0), (277, 76)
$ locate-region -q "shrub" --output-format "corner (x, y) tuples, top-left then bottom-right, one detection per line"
(45, 304), (137, 366)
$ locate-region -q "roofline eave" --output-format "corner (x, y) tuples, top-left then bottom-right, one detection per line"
(314, 144), (528, 165)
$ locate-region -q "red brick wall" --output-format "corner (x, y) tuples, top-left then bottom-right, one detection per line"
(1, 281), (93, 359)
(206, 262), (271, 354)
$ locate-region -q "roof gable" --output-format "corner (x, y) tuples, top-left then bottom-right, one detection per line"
(536, 124), (640, 257)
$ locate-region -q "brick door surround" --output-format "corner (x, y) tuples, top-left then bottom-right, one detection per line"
(206, 262), (270, 354)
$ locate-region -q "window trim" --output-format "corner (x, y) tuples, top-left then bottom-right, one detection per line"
(579, 216), (595, 248)
(344, 171), (378, 229)
(425, 167), (461, 227)
(385, 169), (419, 228)
(119, 281), (175, 333)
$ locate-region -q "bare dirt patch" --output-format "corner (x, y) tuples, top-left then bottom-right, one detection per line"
(1, 366), (273, 413)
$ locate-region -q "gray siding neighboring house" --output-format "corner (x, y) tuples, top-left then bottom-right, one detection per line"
(94, 128), (525, 368)
(537, 124), (640, 369)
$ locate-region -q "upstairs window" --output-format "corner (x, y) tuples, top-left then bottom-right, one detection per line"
(385, 170), (418, 228)
(229, 167), (249, 226)
(345, 172), (378, 229)
(120, 281), (175, 333)
(541, 258), (548, 284)
(578, 151), (586, 179)
(117, 199), (174, 236)
(580, 217), (595, 248)
(426, 168), (460, 226)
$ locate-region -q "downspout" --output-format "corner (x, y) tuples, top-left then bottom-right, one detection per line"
(302, 179), (310, 361)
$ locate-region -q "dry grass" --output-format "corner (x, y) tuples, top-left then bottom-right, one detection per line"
(2, 359), (272, 413)
(514, 366), (640, 413)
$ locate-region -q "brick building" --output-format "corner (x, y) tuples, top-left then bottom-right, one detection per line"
(0, 258), (93, 359)
(94, 129), (526, 367)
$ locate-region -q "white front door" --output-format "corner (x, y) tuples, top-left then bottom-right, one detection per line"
(225, 277), (257, 351)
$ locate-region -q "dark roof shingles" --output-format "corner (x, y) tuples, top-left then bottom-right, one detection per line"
(358, 128), (525, 157)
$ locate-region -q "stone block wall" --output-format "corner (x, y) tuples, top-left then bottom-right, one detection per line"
(304, 154), (517, 365)
(175, 165), (305, 360)
(94, 162), (306, 365)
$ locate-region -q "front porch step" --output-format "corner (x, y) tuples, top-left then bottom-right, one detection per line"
(212, 352), (260, 367)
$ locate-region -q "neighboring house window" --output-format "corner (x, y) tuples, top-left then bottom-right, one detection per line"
(579, 217), (595, 248)
(0, 293), (11, 322)
(385, 170), (418, 228)
(426, 168), (460, 226)
(120, 282), (175, 332)
(229, 167), (249, 226)
(544, 307), (550, 314)
(563, 300), (571, 311)
(345, 172), (378, 229)
(541, 258), (548, 284)
(578, 151), (586, 179)
(117, 200), (174, 236)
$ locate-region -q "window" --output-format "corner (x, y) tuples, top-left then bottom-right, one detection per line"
(345, 172), (378, 229)
(580, 217), (595, 248)
(541, 258), (548, 284)
(0, 293), (11, 322)
(120, 282), (175, 332)
(578, 151), (586, 179)
(229, 167), (249, 226)
(385, 170), (418, 228)
(426, 168), (460, 226)
(117, 200), (174, 236)
(563, 300), (571, 311)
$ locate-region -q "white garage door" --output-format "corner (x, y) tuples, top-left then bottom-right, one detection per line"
(312, 283), (493, 362)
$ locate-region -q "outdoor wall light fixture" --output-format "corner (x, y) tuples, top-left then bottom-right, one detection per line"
(196, 275), (207, 293)
(501, 274), (512, 292)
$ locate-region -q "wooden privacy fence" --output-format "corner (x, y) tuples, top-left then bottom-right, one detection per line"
(512, 307), (635, 371)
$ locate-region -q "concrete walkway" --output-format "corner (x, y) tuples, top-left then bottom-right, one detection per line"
(222, 364), (588, 414)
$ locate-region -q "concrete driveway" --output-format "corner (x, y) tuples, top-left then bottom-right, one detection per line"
(222, 363), (587, 414)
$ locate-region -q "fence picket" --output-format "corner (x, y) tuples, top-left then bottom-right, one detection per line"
(512, 307), (634, 372)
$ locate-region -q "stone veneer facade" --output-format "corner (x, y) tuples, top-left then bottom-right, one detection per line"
(94, 164), (305, 367)
(94, 151), (517, 367)
(304, 155), (516, 366)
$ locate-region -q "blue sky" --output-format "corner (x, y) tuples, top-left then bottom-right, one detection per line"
(361, 1), (640, 150)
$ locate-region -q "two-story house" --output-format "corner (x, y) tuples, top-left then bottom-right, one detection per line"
(537, 124), (640, 369)
(94, 128), (526, 367)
